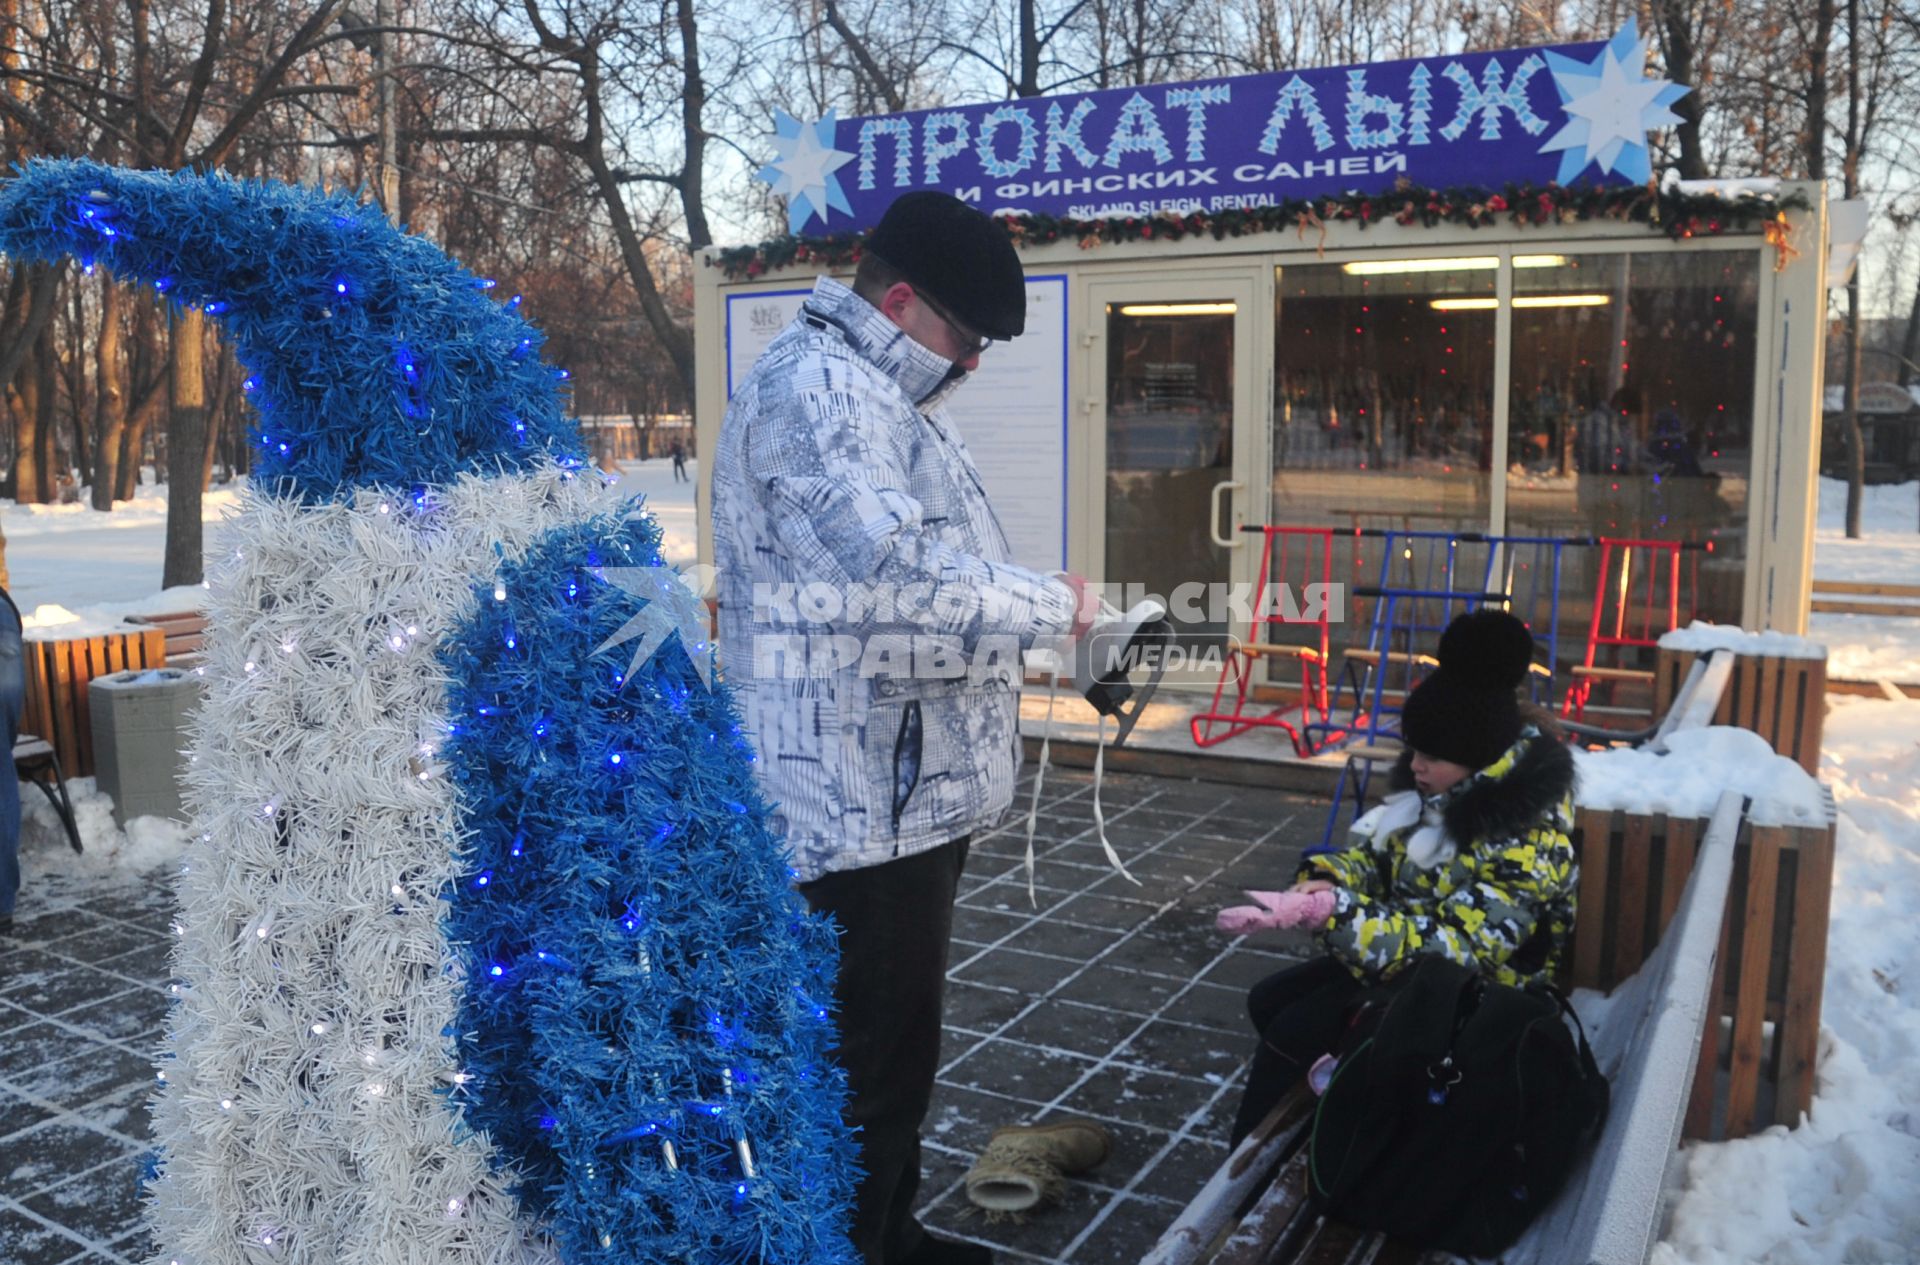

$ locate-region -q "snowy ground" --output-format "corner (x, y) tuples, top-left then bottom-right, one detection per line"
(6, 464), (1919, 1263)
(1809, 477), (1920, 684)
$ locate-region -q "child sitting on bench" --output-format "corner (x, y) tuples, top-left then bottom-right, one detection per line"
(1218, 608), (1579, 1144)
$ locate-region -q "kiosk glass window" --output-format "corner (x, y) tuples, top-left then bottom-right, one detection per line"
(1505, 249), (1759, 628)
(1104, 302), (1235, 648)
(1271, 259), (1498, 534)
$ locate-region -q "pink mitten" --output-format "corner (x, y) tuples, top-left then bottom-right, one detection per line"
(1215, 887), (1336, 934)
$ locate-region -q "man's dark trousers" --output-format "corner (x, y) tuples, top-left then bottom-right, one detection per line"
(801, 835), (971, 1265)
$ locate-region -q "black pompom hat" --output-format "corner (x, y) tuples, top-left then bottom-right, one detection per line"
(863, 191), (1027, 340)
(1399, 608), (1536, 771)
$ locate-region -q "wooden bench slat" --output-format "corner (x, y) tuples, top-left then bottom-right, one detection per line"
(1778, 809), (1835, 1127)
(1808, 598), (1920, 617)
(1723, 824), (1782, 1139)
(1569, 665), (1656, 682)
(1612, 813), (1654, 986)
(1811, 579), (1920, 598)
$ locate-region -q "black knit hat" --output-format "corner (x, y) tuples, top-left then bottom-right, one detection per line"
(863, 191), (1026, 340)
(1399, 609), (1535, 771)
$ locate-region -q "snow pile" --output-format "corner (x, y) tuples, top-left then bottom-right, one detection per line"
(1655, 697), (1920, 1263)
(1659, 620), (1827, 660)
(1574, 727), (1830, 827)
(17, 774), (191, 880)
(17, 584), (207, 638)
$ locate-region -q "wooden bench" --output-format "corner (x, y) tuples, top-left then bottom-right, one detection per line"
(22, 627), (168, 778)
(1809, 578), (1920, 619)
(126, 610), (211, 667)
(1146, 790), (1746, 1265)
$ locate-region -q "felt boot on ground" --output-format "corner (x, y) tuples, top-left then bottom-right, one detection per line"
(963, 1118), (1113, 1217)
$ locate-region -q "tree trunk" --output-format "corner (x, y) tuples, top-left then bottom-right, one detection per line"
(1018, 0), (1042, 96)
(201, 342), (233, 492)
(10, 374), (36, 506)
(1842, 0), (1863, 539)
(1807, 0), (1836, 180)
(1898, 267), (1919, 388)
(1658, 2), (1710, 178)
(32, 324), (56, 504)
(92, 280), (125, 508)
(163, 306), (209, 587)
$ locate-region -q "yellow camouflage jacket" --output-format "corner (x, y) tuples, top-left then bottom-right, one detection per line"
(1299, 729), (1578, 987)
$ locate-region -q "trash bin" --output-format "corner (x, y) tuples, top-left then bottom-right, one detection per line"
(89, 668), (204, 828)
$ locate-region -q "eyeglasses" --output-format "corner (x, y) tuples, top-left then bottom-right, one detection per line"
(912, 287), (992, 357)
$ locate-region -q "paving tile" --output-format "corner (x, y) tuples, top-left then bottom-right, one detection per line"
(2, 1118), (141, 1197)
(0, 1023), (101, 1082)
(1113, 1020), (1248, 1083)
(4, 1044), (156, 1112)
(1059, 1064), (1213, 1134)
(1201, 943), (1313, 992)
(2, 1092), (59, 1143)
(949, 947), (1086, 996)
(1125, 1135), (1233, 1205)
(1042, 893), (1161, 934)
(1065, 1192), (1189, 1265)
(37, 921), (169, 969)
(0, 1204), (92, 1265)
(941, 1039), (1101, 1108)
(1050, 966), (1185, 1016)
(21, 1159), (149, 1247)
(941, 982), (1034, 1035)
(998, 919), (1120, 964)
(69, 1082), (155, 1145)
(949, 905), (1039, 948)
(61, 990), (171, 1047)
(0, 908), (106, 951)
(1153, 982), (1250, 1035)
(997, 1003), (1139, 1062)
(0, 960), (138, 1019)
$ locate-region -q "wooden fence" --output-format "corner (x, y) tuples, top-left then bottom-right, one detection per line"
(1570, 798), (1835, 1139)
(1653, 647), (1826, 776)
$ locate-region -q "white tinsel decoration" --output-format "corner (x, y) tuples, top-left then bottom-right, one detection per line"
(147, 463), (620, 1265)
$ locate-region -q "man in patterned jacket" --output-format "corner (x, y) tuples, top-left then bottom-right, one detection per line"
(711, 191), (1092, 1265)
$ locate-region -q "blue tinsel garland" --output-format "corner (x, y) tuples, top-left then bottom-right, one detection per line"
(0, 158), (584, 501)
(442, 512), (860, 1265)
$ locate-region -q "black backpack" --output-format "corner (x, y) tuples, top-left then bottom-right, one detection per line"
(1304, 955), (1610, 1257)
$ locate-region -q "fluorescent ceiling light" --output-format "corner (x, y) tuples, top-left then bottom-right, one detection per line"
(1116, 302), (1237, 316)
(1343, 257), (1496, 275)
(1341, 254), (1569, 276)
(1427, 294), (1612, 311)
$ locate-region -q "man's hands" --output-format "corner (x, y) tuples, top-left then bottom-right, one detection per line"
(1059, 573), (1098, 641)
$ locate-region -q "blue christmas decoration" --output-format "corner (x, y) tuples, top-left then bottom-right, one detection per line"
(1102, 93), (1175, 167)
(1259, 76), (1336, 155)
(442, 511), (858, 1265)
(1165, 86), (1232, 162)
(974, 105), (1040, 179)
(0, 157), (861, 1265)
(0, 159), (583, 503)
(1539, 18), (1688, 185)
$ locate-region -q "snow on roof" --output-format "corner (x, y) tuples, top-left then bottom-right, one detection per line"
(1574, 726), (1829, 826)
(1659, 620), (1827, 660)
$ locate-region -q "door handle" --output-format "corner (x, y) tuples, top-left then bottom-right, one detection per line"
(1210, 479), (1245, 548)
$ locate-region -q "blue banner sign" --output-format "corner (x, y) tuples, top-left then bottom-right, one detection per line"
(757, 21), (1684, 234)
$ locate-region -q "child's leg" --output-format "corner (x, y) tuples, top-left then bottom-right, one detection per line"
(1231, 957), (1363, 1145)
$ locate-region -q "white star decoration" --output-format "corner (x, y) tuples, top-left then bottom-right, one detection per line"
(1539, 18), (1688, 185)
(756, 110), (856, 234)
(593, 564), (718, 690)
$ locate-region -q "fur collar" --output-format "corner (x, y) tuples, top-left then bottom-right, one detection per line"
(1388, 731), (1576, 844)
